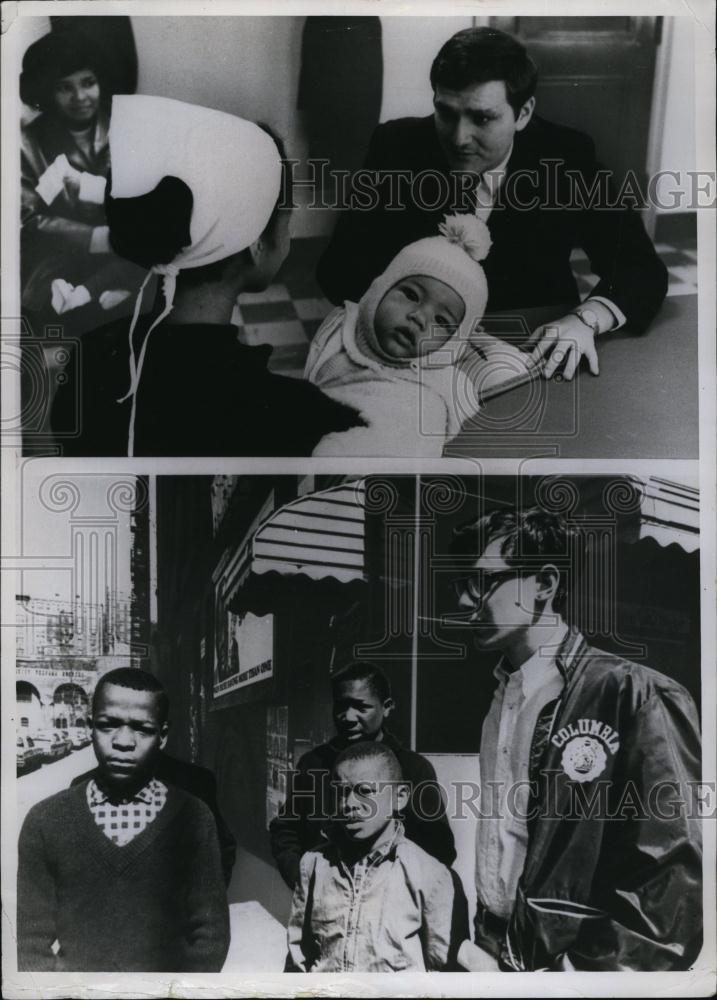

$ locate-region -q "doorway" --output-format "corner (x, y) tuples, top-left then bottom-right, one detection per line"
(491, 16), (660, 187)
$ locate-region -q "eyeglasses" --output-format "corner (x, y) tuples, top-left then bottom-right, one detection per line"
(452, 569), (521, 607)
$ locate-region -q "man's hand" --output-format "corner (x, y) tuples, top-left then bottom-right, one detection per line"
(457, 939), (501, 971)
(528, 313), (600, 380)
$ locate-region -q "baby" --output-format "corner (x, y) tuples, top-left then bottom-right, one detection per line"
(305, 215), (529, 456)
(286, 741), (467, 972)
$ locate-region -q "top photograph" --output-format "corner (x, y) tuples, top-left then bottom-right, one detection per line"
(12, 13), (700, 458)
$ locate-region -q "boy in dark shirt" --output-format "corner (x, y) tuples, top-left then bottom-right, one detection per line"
(269, 661), (456, 888)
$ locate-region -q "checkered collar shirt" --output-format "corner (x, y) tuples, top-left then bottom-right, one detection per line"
(86, 777), (168, 846)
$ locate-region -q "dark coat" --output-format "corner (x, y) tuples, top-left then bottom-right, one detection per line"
(492, 631), (702, 971)
(50, 319), (362, 456)
(317, 114), (668, 333)
(21, 110), (110, 259)
(71, 751), (237, 885)
(269, 730), (457, 890)
(20, 109), (144, 313)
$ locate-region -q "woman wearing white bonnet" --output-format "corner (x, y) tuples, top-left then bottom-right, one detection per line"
(51, 94), (360, 456)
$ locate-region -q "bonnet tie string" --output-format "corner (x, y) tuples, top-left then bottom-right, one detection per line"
(117, 263), (179, 457)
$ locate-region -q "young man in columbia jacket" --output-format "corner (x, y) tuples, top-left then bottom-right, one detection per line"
(452, 507), (702, 972)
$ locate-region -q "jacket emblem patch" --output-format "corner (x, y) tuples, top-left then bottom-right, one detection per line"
(551, 718), (620, 782)
(560, 736), (608, 782)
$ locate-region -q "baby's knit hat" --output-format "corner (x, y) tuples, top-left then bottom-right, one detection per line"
(357, 214), (492, 367)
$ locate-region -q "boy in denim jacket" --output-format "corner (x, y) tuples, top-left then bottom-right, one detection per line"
(286, 741), (467, 972)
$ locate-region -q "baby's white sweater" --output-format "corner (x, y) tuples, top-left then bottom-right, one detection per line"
(304, 303), (527, 457)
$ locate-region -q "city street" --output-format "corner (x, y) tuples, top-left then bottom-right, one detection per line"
(17, 744), (95, 829)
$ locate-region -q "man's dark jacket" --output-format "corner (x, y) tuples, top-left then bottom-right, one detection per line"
(71, 751), (237, 885)
(317, 114), (667, 333)
(269, 730), (457, 889)
(484, 630), (702, 972)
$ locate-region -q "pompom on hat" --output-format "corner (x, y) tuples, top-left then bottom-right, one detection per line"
(358, 214), (493, 366)
(437, 213), (492, 263)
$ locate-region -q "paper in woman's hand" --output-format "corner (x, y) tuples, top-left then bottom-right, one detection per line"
(35, 153), (71, 206)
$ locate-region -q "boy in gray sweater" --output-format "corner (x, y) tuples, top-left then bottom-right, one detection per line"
(17, 668), (230, 972)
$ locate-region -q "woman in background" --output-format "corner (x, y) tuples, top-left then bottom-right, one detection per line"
(20, 31), (141, 319)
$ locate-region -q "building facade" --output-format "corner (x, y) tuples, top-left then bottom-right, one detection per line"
(15, 593), (133, 732)
(149, 473), (700, 924)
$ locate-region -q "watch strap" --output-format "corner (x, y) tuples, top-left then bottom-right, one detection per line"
(570, 308), (600, 336)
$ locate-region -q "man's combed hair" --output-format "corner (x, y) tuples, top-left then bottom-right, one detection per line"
(430, 27), (538, 117)
(331, 661), (391, 703)
(333, 740), (403, 783)
(92, 668), (169, 724)
(452, 507), (571, 614)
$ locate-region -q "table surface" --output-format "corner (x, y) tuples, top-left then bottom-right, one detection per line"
(446, 294), (698, 459)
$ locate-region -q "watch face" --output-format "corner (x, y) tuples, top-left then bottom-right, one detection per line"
(577, 309), (599, 331)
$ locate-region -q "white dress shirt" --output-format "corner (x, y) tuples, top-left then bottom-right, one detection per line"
(475, 634), (566, 919)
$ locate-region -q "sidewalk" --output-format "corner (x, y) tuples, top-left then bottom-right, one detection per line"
(224, 901), (287, 972)
(16, 744), (96, 828)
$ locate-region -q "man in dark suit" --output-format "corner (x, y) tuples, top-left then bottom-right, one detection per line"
(317, 27), (668, 381)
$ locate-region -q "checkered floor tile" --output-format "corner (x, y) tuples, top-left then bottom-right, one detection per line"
(236, 235), (698, 379)
(234, 238), (333, 379)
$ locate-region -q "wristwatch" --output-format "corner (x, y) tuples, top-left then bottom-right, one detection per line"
(570, 306), (601, 336)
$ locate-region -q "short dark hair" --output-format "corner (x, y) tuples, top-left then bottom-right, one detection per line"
(452, 507), (570, 613)
(91, 668), (169, 725)
(430, 27), (538, 117)
(331, 661), (392, 703)
(20, 32), (106, 113)
(333, 740), (403, 782)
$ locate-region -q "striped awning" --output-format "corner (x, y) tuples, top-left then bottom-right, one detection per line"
(226, 480), (367, 615)
(638, 476), (699, 552)
(251, 480), (366, 583)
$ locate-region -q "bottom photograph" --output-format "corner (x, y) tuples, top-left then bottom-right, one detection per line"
(13, 470), (704, 975)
